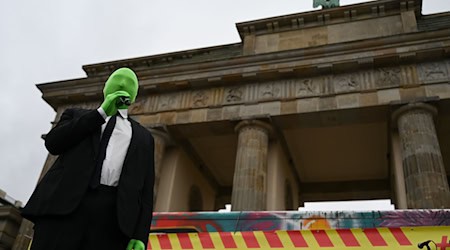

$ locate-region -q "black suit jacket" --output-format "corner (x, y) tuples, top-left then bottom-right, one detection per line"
(22, 108), (155, 245)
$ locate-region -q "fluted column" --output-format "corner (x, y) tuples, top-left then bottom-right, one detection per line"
(149, 129), (170, 204)
(392, 103), (450, 208)
(231, 120), (272, 211)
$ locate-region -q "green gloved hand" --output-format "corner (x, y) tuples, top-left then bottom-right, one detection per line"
(101, 90), (131, 116)
(126, 239), (145, 250)
(101, 67), (139, 116)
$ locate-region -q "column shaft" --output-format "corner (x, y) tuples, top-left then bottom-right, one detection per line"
(231, 120), (271, 211)
(149, 129), (170, 205)
(393, 103), (450, 208)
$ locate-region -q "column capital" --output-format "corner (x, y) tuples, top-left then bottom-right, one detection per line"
(235, 119), (273, 135)
(391, 102), (437, 125)
(148, 128), (172, 145)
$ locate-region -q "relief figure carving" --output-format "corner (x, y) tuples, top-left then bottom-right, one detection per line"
(420, 63), (447, 80)
(159, 95), (176, 109)
(226, 87), (243, 102)
(192, 91), (209, 107)
(297, 79), (315, 95)
(335, 74), (359, 92)
(260, 83), (280, 98)
(378, 68), (401, 87)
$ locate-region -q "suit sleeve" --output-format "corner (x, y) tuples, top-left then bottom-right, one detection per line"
(133, 133), (155, 246)
(45, 108), (105, 155)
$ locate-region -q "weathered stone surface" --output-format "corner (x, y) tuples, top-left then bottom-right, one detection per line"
(377, 89), (400, 104)
(149, 129), (170, 204)
(0, 206), (22, 250)
(231, 120), (272, 211)
(399, 87), (426, 100)
(393, 103), (450, 208)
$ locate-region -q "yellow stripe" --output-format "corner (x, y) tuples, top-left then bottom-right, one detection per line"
(149, 234), (161, 249)
(253, 231), (271, 249)
(378, 228), (400, 248)
(300, 230), (321, 250)
(326, 229), (347, 249)
(351, 228), (373, 249)
(188, 233), (203, 250)
(232, 232), (249, 249)
(167, 233), (182, 250)
(209, 232), (226, 250)
(277, 231), (296, 249)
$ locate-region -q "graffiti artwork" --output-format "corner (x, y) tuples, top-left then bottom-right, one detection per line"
(151, 210), (450, 232)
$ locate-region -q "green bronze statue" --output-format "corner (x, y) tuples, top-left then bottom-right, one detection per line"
(313, 0), (340, 9)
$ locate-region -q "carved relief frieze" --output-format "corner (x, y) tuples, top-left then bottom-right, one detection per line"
(377, 67), (401, 87)
(296, 78), (320, 97)
(191, 90), (210, 107)
(259, 82), (281, 99)
(157, 93), (179, 111)
(135, 61), (449, 116)
(418, 62), (449, 83)
(224, 86), (244, 103)
(334, 73), (360, 93)
(129, 98), (146, 115)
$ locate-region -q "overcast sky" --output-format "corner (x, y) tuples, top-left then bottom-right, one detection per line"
(1, 0), (449, 206)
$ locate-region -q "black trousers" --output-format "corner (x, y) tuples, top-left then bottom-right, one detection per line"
(30, 185), (129, 250)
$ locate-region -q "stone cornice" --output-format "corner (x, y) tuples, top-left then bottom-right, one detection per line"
(81, 43), (242, 78)
(236, 0), (422, 39)
(37, 27), (450, 110)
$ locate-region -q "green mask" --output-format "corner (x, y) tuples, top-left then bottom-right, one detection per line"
(103, 68), (139, 109)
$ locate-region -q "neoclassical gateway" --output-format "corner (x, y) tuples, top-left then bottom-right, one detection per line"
(37, 0), (450, 211)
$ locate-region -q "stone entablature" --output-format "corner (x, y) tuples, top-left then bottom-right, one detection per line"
(38, 28), (450, 110)
(131, 60), (449, 125)
(43, 59), (450, 127)
(132, 61), (448, 113)
(237, 0), (420, 39)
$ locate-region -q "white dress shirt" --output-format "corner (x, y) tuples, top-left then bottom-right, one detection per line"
(97, 108), (132, 186)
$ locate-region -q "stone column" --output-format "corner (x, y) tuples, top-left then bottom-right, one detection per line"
(149, 129), (170, 204)
(392, 103), (450, 208)
(231, 120), (271, 211)
(390, 131), (408, 209)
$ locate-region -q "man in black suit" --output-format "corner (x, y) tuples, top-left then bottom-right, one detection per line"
(22, 68), (154, 250)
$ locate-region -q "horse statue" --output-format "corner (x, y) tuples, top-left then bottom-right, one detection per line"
(313, 0), (340, 9)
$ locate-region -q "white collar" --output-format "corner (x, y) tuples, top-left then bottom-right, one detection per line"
(118, 109), (128, 119)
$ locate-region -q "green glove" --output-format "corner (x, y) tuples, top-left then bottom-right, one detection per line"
(126, 239), (145, 250)
(101, 90), (131, 116)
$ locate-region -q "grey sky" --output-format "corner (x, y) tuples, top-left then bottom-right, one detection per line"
(1, 0), (448, 205)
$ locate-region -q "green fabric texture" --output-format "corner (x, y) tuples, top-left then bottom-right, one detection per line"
(101, 68), (139, 116)
(126, 239), (145, 250)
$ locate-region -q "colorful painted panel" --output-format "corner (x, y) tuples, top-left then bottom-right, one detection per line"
(151, 210), (450, 232)
(148, 226), (450, 250)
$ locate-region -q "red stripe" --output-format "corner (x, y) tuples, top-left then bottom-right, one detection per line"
(242, 231), (260, 248)
(219, 232), (237, 248)
(264, 231), (284, 248)
(389, 228), (412, 246)
(364, 229), (388, 246)
(312, 230), (334, 247)
(198, 233), (215, 249)
(337, 229), (360, 247)
(177, 233), (193, 249)
(287, 231), (308, 247)
(158, 234), (172, 249)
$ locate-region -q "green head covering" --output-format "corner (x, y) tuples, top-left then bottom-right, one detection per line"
(103, 68), (139, 108)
